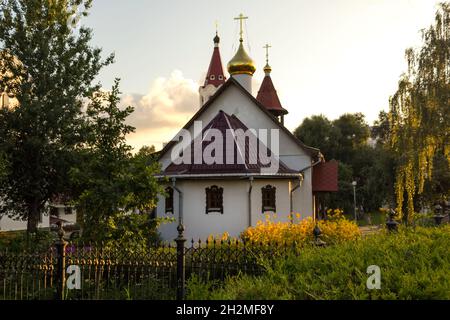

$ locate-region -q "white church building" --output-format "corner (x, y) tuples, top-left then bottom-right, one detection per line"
(155, 17), (338, 241)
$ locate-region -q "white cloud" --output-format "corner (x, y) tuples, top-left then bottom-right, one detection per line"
(123, 70), (199, 151)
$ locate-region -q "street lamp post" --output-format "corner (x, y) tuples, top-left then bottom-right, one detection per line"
(352, 181), (357, 222)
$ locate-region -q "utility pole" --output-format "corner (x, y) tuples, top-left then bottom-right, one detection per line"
(352, 181), (357, 222)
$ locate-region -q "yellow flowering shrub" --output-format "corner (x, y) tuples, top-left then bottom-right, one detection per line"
(207, 232), (230, 244)
(241, 211), (361, 246)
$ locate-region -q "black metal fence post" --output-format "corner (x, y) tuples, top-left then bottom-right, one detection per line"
(433, 204), (444, 226)
(313, 223), (326, 247)
(175, 224), (186, 300)
(386, 209), (399, 232)
(55, 223), (67, 300)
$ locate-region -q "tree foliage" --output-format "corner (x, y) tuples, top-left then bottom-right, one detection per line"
(332, 113), (370, 164)
(293, 115), (338, 159)
(0, 0), (113, 232)
(295, 112), (393, 214)
(389, 3), (450, 221)
(0, 151), (7, 181)
(372, 110), (391, 147)
(69, 80), (164, 245)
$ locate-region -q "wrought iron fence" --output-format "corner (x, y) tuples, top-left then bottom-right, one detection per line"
(0, 225), (299, 300)
(0, 249), (55, 300)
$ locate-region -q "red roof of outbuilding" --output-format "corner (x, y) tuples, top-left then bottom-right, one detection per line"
(256, 75), (288, 116)
(163, 110), (297, 176)
(312, 160), (339, 192)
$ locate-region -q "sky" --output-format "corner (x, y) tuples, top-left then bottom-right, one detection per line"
(82, 0), (442, 151)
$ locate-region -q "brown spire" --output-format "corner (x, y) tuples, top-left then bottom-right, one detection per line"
(256, 62), (288, 116)
(203, 32), (226, 87)
(257, 76), (287, 116)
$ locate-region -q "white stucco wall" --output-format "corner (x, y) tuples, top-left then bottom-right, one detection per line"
(157, 178), (312, 241)
(0, 204), (76, 232)
(0, 214), (50, 232)
(292, 168), (314, 217)
(51, 206), (77, 224)
(232, 74), (252, 93)
(199, 84), (219, 106)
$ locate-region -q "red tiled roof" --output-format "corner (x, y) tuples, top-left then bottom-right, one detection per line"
(50, 216), (70, 224)
(164, 111), (297, 176)
(312, 160), (339, 192)
(256, 75), (288, 116)
(203, 37), (226, 87)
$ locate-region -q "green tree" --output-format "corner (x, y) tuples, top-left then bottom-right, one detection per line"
(389, 3), (450, 222)
(332, 113), (370, 164)
(294, 115), (339, 159)
(359, 147), (395, 211)
(371, 110), (391, 147)
(70, 80), (164, 246)
(0, 151), (7, 181)
(295, 112), (394, 216)
(0, 0), (113, 232)
(295, 113), (370, 163)
(419, 151), (450, 208)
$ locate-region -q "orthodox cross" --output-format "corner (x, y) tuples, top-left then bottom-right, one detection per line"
(263, 43), (272, 64)
(234, 13), (248, 41)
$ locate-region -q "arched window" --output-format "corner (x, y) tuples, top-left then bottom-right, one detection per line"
(262, 185), (276, 212)
(165, 187), (174, 214)
(206, 185), (223, 214)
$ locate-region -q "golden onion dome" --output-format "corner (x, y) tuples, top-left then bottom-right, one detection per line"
(227, 41), (256, 76)
(263, 63), (272, 74)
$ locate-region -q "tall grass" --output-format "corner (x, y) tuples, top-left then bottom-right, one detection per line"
(187, 225), (450, 300)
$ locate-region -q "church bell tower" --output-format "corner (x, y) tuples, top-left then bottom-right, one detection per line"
(199, 30), (226, 106)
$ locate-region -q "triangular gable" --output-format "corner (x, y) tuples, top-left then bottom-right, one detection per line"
(163, 110), (297, 175)
(158, 77), (320, 161)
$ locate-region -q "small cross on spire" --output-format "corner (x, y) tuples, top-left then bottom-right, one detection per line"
(263, 43), (272, 65)
(234, 13), (248, 42)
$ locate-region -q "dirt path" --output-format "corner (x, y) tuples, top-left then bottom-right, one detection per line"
(359, 225), (383, 236)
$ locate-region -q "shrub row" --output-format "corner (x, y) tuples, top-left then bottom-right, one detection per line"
(240, 211), (361, 245)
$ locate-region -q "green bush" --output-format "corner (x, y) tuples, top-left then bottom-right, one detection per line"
(187, 225), (450, 300)
(0, 230), (55, 252)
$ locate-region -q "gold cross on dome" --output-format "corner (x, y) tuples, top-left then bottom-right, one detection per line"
(263, 43), (272, 64)
(234, 13), (248, 41)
